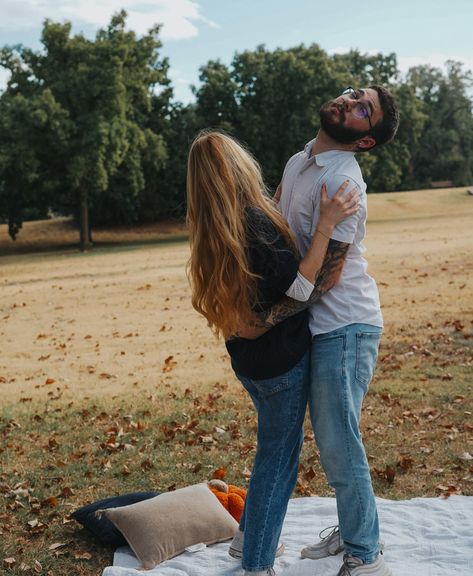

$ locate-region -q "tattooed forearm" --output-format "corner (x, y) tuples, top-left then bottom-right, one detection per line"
(256, 239), (350, 328)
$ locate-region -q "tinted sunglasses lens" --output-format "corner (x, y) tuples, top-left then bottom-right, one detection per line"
(355, 103), (368, 119)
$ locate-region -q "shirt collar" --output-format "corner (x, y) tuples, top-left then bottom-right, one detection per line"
(303, 139), (356, 166)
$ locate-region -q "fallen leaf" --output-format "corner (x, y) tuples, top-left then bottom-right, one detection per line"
(3, 558), (16, 568)
(140, 458), (154, 471)
(398, 455), (414, 470)
(385, 466), (396, 484)
(74, 551), (92, 560)
(459, 452), (473, 461)
(60, 486), (74, 498)
(43, 496), (58, 508)
(304, 466), (317, 481)
(48, 542), (67, 551)
(212, 467), (226, 480)
(242, 467), (252, 479)
(163, 356), (177, 373)
(199, 435), (215, 444)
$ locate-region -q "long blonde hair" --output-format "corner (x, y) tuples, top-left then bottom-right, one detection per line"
(186, 130), (297, 339)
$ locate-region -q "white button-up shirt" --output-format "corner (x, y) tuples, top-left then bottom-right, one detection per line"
(279, 139), (383, 335)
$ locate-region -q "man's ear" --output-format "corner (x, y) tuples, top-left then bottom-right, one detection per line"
(356, 136), (376, 151)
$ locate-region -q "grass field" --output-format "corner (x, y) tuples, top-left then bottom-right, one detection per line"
(1, 186), (472, 574)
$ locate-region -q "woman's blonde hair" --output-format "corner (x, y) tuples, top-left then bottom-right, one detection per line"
(186, 130), (297, 339)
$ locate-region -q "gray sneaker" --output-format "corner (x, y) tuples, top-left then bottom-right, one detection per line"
(301, 525), (344, 559)
(243, 570), (276, 576)
(301, 526), (385, 560)
(229, 530), (285, 560)
(336, 553), (392, 576)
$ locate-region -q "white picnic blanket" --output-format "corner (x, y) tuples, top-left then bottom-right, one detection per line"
(103, 495), (473, 576)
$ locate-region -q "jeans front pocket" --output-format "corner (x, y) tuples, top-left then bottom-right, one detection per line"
(311, 333), (345, 385)
(355, 331), (381, 387)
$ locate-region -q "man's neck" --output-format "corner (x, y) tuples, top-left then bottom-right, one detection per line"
(310, 130), (355, 157)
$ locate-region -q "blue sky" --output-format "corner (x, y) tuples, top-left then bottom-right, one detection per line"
(0, 0), (472, 103)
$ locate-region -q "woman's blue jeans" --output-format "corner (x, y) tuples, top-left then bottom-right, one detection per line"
(310, 323), (383, 564)
(236, 351), (310, 572)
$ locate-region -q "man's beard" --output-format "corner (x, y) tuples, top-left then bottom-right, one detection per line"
(319, 100), (370, 144)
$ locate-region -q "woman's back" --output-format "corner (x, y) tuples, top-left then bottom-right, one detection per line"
(225, 207), (310, 380)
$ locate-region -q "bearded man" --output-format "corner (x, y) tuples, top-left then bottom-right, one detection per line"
(244, 86), (399, 576)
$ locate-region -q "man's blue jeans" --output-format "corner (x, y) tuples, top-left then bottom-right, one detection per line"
(310, 323), (382, 564)
(236, 351), (310, 572)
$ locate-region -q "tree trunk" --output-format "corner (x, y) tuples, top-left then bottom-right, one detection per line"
(79, 189), (93, 251)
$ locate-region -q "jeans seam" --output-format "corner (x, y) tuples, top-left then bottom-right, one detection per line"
(342, 332), (369, 556)
(312, 325), (380, 563)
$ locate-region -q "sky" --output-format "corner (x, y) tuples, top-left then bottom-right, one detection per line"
(0, 0), (472, 103)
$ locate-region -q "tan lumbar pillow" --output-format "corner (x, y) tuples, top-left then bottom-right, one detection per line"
(100, 483), (238, 569)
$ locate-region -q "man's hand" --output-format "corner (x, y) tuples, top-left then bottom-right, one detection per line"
(253, 239), (350, 335)
(231, 239), (350, 341)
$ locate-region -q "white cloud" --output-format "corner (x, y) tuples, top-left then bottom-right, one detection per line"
(0, 0), (217, 39)
(327, 47), (473, 75)
(397, 53), (473, 75)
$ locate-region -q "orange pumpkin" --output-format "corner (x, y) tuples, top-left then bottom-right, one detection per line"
(208, 479), (246, 522)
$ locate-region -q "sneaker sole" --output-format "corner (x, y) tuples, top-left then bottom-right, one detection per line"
(300, 543), (344, 560)
(229, 542), (285, 560)
(300, 539), (385, 560)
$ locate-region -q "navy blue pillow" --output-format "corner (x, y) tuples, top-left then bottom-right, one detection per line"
(71, 491), (160, 546)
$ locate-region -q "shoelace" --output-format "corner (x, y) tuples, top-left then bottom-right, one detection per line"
(338, 554), (363, 575)
(318, 524), (340, 541)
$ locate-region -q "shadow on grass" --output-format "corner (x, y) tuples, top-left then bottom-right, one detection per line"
(0, 234), (189, 262)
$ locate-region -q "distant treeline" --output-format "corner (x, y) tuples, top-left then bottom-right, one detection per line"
(1, 11), (472, 248)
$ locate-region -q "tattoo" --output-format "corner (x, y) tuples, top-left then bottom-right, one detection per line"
(255, 239), (350, 328)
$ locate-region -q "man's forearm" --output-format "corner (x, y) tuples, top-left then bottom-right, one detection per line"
(257, 239), (349, 328)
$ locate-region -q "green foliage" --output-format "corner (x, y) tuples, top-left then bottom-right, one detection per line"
(1, 31), (473, 243)
(0, 89), (70, 238)
(404, 61), (473, 188)
(0, 10), (171, 244)
(139, 101), (198, 220)
(193, 46), (437, 192)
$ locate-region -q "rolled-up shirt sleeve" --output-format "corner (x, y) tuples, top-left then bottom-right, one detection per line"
(285, 270), (314, 301)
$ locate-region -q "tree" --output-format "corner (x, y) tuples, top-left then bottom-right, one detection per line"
(139, 101), (198, 221)
(195, 44), (341, 189)
(194, 45), (417, 192)
(405, 61), (473, 188)
(0, 11), (170, 249)
(0, 89), (69, 239)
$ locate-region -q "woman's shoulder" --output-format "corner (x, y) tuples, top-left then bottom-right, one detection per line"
(244, 206), (278, 241)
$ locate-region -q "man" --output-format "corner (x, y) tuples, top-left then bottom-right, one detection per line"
(243, 85), (399, 576)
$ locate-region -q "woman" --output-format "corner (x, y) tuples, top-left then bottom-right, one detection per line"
(186, 130), (358, 576)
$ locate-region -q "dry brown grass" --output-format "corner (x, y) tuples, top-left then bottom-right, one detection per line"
(1, 186), (472, 574)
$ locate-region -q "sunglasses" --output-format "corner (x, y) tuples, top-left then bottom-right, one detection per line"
(341, 87), (373, 130)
